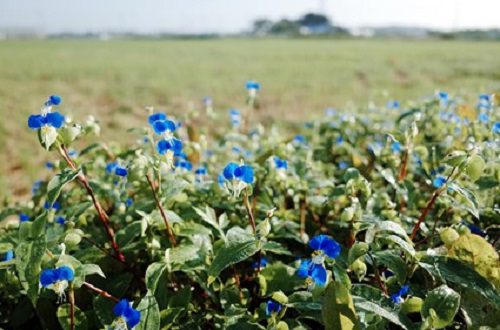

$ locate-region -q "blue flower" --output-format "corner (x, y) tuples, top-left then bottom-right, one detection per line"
(437, 91), (449, 106)
(152, 119), (176, 135)
(40, 266), (74, 297)
(265, 300), (282, 316)
(293, 135), (307, 145)
(4, 250), (14, 261)
(19, 213), (30, 222)
(67, 149), (78, 158)
(157, 138), (183, 156)
(273, 157), (288, 170)
(296, 259), (327, 287)
(114, 166), (128, 177)
(221, 162), (254, 196)
(229, 108), (241, 126)
(309, 235), (341, 259)
(391, 141), (401, 153)
(126, 198), (133, 207)
(478, 113), (489, 124)
(465, 222), (486, 237)
(336, 136), (344, 145)
(433, 175), (447, 189)
(252, 257), (268, 270)
(176, 160), (193, 171)
(493, 122), (500, 134)
(386, 100), (400, 109)
(44, 201), (61, 211)
(32, 180), (43, 194)
(28, 112), (65, 129)
(391, 285), (410, 304)
(45, 161), (55, 169)
(234, 165), (254, 184)
(338, 161), (349, 170)
(246, 80), (260, 90)
(56, 216), (65, 225)
(195, 167), (207, 175)
(113, 299), (141, 329)
(106, 163), (128, 177)
(45, 95), (62, 106)
(148, 113), (167, 125)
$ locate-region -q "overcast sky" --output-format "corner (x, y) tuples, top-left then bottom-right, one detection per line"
(1, 0), (499, 34)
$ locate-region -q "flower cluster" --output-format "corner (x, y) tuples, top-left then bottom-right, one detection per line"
(296, 235), (341, 289)
(106, 162), (129, 177)
(148, 112), (184, 169)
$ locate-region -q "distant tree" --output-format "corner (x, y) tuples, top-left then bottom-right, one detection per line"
(252, 19), (273, 36)
(298, 13), (331, 27)
(270, 19), (300, 35)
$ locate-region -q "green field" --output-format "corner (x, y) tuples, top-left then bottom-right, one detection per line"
(1, 39), (500, 198)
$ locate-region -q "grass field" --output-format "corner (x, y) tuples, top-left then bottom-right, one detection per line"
(1, 38), (500, 198)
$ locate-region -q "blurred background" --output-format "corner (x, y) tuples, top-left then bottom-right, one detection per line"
(1, 0), (500, 198)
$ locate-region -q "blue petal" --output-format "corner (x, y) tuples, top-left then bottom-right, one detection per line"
(40, 269), (57, 287)
(157, 140), (170, 155)
(223, 162), (239, 180)
(148, 113), (167, 125)
(56, 216), (66, 225)
(246, 80), (260, 90)
(106, 162), (118, 174)
(153, 120), (176, 135)
(391, 293), (403, 304)
(48, 95), (62, 106)
(172, 138), (183, 154)
(19, 213), (30, 222)
(311, 264), (327, 286)
(467, 223), (486, 237)
(46, 112), (65, 128)
(265, 300), (282, 316)
(296, 259), (311, 278)
(4, 250), (14, 261)
(115, 167), (128, 177)
(113, 299), (130, 317)
(235, 165), (254, 184)
(55, 266), (74, 282)
(433, 176), (447, 188)
(217, 174), (225, 187)
(195, 167), (207, 175)
(493, 122), (500, 134)
(399, 284), (410, 297)
(124, 304), (141, 328)
(309, 235), (340, 258)
(28, 114), (45, 129)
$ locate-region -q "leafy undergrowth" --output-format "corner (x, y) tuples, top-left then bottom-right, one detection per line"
(0, 88), (499, 330)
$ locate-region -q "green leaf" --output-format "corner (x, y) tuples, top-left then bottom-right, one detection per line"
(465, 155), (485, 182)
(322, 281), (359, 330)
(348, 242), (369, 265)
(46, 168), (81, 206)
(137, 294), (160, 330)
(194, 206), (226, 240)
(57, 303), (88, 330)
(73, 264), (105, 288)
(145, 262), (168, 294)
(421, 285), (460, 329)
(15, 213), (47, 304)
(373, 250), (407, 283)
(208, 240), (260, 284)
(116, 221), (143, 247)
(262, 241), (292, 255)
(166, 244), (200, 264)
(419, 255), (500, 307)
(381, 235), (415, 257)
(353, 296), (414, 330)
(447, 183), (479, 218)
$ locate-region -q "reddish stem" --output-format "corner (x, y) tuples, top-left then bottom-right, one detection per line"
(83, 282), (119, 302)
(410, 190), (442, 241)
(146, 173), (177, 247)
(69, 286), (75, 330)
(58, 145), (125, 262)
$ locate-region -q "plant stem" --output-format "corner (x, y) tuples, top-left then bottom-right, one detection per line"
(146, 173), (177, 247)
(299, 197), (306, 239)
(410, 190), (441, 241)
(368, 253), (388, 295)
(58, 144), (125, 262)
(243, 191), (256, 235)
(83, 282), (119, 302)
(69, 285), (75, 330)
(398, 149), (409, 182)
